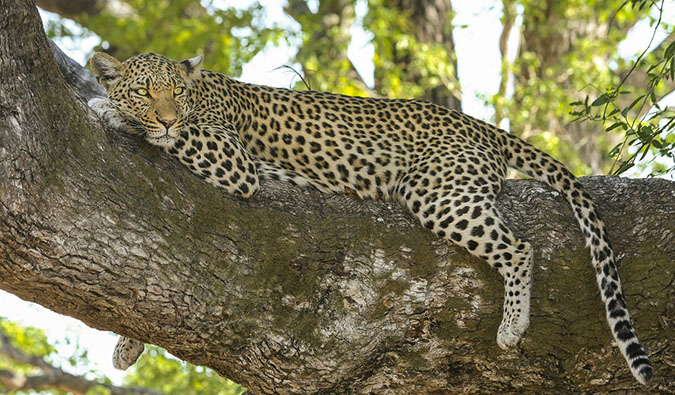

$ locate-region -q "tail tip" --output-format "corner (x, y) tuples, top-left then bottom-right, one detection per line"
(635, 364), (653, 385)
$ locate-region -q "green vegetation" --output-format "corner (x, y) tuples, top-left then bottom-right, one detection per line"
(126, 347), (245, 395)
(571, 0), (675, 176)
(0, 318), (245, 394)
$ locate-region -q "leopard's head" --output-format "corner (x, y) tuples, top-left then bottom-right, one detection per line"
(90, 52), (202, 146)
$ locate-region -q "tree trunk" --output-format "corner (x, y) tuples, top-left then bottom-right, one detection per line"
(381, 0), (461, 110)
(1, 2), (674, 393)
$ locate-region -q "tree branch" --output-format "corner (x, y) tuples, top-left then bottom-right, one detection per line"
(0, 2), (674, 393)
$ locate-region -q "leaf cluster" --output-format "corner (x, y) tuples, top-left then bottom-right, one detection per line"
(124, 346), (245, 395)
(364, 0), (459, 99)
(495, 0), (646, 175)
(44, 0), (284, 76)
(0, 318), (111, 395)
(571, 0), (675, 176)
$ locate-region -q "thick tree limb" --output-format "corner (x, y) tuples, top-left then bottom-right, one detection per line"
(0, 330), (161, 394)
(0, 2), (674, 393)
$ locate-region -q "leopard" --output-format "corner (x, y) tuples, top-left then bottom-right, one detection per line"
(89, 52), (652, 384)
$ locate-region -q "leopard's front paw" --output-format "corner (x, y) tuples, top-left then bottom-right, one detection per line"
(88, 98), (137, 133)
(112, 336), (145, 370)
(87, 97), (107, 113)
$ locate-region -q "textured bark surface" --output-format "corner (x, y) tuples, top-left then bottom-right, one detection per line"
(1, 2), (675, 393)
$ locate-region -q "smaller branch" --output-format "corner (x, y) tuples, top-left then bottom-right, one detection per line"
(37, 0), (134, 20)
(0, 329), (161, 395)
(616, 31), (675, 112)
(0, 331), (51, 370)
(36, 0), (104, 18)
(0, 369), (26, 391)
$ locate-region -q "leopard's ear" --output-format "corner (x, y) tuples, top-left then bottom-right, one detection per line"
(179, 55), (203, 81)
(90, 52), (124, 91)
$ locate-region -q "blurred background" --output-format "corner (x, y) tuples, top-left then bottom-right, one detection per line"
(1, 0), (673, 393)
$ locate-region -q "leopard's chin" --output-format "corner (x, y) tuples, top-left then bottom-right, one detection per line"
(145, 133), (177, 148)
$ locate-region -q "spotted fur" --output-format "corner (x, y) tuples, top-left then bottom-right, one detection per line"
(112, 336), (144, 370)
(90, 52), (652, 384)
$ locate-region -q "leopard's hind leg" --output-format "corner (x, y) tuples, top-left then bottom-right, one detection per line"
(400, 172), (533, 348)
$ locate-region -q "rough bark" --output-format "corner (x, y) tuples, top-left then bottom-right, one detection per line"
(1, 2), (674, 393)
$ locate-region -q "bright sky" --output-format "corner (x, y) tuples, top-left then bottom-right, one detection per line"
(2, 0), (673, 387)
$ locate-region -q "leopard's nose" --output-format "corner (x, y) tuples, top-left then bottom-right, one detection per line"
(158, 118), (176, 129)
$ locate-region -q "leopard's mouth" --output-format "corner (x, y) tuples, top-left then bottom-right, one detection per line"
(145, 121), (181, 139)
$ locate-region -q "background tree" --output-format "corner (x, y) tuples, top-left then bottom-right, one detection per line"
(0, 319), (162, 394)
(0, 317), (243, 394)
(38, 0), (674, 175)
(495, 0), (675, 175)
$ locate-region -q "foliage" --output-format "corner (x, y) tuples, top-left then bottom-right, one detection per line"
(364, 0), (459, 100)
(493, 0), (649, 175)
(0, 318), (55, 374)
(1, 317), (243, 394)
(44, 0), (284, 75)
(0, 318), (109, 395)
(289, 0), (369, 95)
(571, 0), (675, 176)
(125, 346), (245, 395)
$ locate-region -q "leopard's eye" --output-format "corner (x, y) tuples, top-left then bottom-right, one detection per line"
(173, 86), (184, 96)
(135, 88), (149, 96)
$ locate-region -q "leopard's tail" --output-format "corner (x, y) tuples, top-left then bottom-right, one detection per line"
(498, 130), (653, 385)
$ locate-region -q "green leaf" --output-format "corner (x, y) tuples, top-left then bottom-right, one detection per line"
(622, 95), (645, 117)
(591, 94), (610, 106)
(605, 121), (625, 132)
(615, 161), (634, 174)
(665, 40), (675, 59)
